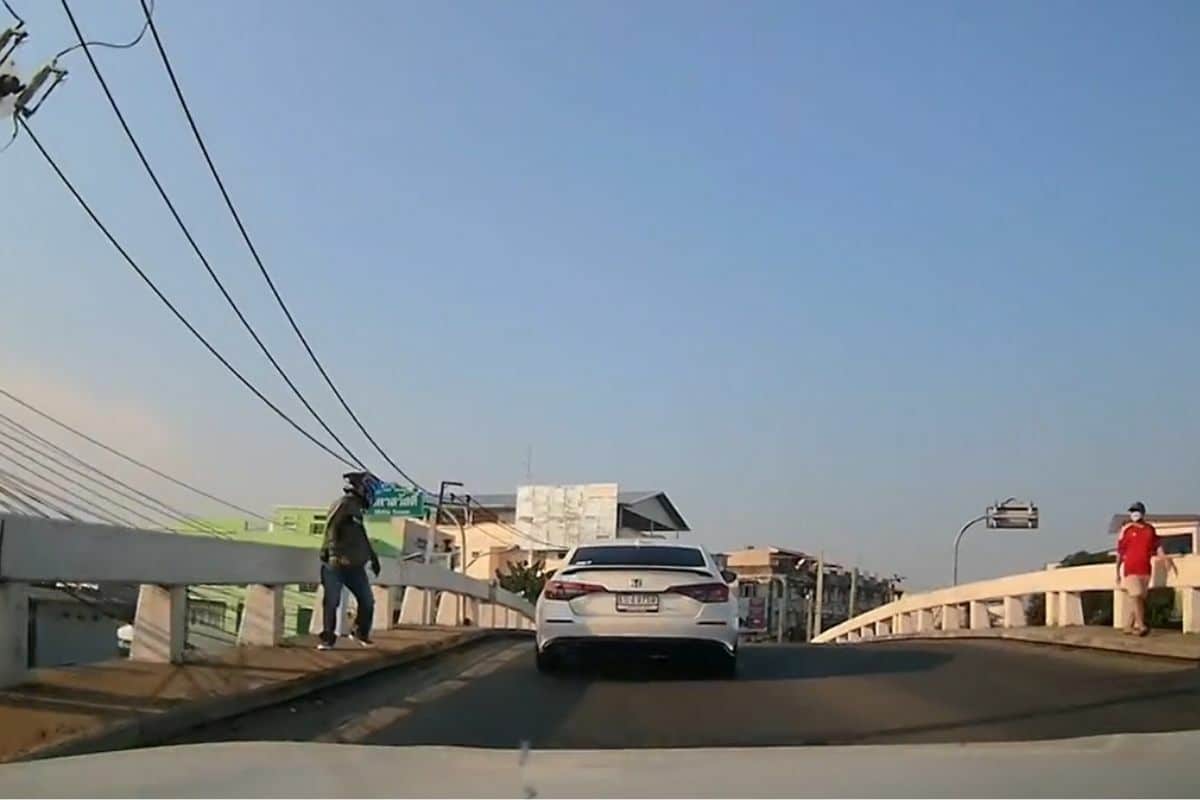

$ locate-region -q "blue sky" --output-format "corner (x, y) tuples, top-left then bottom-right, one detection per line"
(2, 1), (1198, 587)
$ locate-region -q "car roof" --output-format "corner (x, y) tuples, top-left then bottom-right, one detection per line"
(572, 539), (703, 550)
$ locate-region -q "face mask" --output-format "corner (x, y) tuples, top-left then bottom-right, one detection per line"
(1130, 511), (1144, 522)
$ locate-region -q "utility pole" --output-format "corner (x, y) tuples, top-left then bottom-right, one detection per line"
(805, 588), (817, 642)
(459, 494), (470, 577)
(776, 577), (789, 644)
(442, 497), (470, 625)
(1, 17), (69, 146)
(812, 553), (825, 638)
(848, 567), (858, 619)
(424, 480), (462, 625)
(427, 480), (463, 564)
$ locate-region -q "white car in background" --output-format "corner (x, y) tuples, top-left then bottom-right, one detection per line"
(535, 540), (740, 676)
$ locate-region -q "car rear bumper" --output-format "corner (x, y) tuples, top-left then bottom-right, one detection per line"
(537, 616), (738, 655)
(540, 635), (736, 659)
(536, 596), (739, 656)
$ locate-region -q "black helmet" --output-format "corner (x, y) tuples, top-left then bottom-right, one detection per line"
(343, 471), (381, 506)
(1128, 501), (1146, 514)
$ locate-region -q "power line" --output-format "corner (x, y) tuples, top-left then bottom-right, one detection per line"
(0, 119), (19, 154)
(0, 410), (232, 537)
(0, 476), (48, 516)
(52, 0), (153, 60)
(0, 466), (82, 519)
(17, 117), (357, 470)
(59, 0), (366, 472)
(0, 433), (135, 526)
(51, 583), (132, 626)
(137, 0), (423, 490)
(0, 449), (128, 524)
(0, 423), (223, 534)
(2, 1), (22, 26)
(0, 429), (155, 526)
(460, 495), (559, 549)
(0, 386), (267, 521)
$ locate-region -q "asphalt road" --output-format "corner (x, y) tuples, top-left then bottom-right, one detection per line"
(169, 636), (1200, 749)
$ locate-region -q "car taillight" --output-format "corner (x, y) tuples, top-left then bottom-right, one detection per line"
(543, 580), (606, 601)
(668, 582), (730, 603)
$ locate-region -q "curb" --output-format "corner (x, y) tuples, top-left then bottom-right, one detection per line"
(837, 628), (1200, 663)
(15, 630), (529, 763)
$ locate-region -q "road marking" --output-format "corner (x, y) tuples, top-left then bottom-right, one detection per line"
(315, 640), (528, 743)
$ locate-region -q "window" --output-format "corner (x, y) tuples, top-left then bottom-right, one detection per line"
(1161, 534), (1193, 555)
(188, 601), (226, 629)
(569, 545), (706, 568)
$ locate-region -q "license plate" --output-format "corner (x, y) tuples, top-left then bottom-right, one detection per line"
(616, 593), (659, 612)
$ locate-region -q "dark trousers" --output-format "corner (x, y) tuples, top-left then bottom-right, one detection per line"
(320, 562), (374, 643)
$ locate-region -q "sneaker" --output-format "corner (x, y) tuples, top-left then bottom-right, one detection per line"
(349, 633), (375, 648)
(317, 641), (335, 651)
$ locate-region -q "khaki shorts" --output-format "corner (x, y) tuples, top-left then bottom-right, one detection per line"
(1122, 574), (1150, 598)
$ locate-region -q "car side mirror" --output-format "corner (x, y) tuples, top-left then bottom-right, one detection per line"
(721, 569), (738, 584)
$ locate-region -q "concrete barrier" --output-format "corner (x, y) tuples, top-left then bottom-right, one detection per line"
(0, 515), (534, 687)
(821, 555), (1200, 644)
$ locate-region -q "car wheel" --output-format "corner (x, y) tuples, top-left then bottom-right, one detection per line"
(536, 646), (560, 674)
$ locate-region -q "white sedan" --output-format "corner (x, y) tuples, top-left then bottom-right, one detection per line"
(535, 540), (740, 676)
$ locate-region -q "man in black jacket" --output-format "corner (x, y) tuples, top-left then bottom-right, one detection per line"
(317, 472), (383, 650)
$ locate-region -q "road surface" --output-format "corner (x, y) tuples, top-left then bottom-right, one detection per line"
(170, 636), (1200, 749)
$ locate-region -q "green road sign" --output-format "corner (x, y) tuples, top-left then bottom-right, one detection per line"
(368, 483), (426, 518)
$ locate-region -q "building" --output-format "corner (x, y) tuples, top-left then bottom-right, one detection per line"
(165, 508), (458, 647)
(468, 485), (690, 541)
(267, 506), (455, 558)
(1106, 513), (1198, 555)
(440, 485), (690, 583)
(161, 485), (688, 643)
(27, 583), (136, 668)
(721, 546), (901, 641)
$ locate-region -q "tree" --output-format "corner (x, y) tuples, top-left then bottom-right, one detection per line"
(496, 559), (548, 603)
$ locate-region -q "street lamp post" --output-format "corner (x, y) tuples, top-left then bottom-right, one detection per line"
(953, 498), (1039, 585)
(952, 514), (988, 586)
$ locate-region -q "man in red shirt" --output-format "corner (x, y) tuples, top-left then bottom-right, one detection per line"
(1117, 501), (1171, 636)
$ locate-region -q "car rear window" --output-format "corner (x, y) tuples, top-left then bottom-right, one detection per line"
(569, 545), (706, 568)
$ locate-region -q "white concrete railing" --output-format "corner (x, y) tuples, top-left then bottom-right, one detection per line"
(0, 515), (534, 686)
(813, 555), (1200, 644)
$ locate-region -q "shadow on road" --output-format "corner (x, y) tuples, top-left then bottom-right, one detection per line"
(742, 643), (955, 680)
(829, 680), (1200, 745)
(539, 643), (955, 683)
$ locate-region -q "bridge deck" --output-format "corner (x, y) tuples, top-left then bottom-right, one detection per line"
(168, 637), (1200, 751)
(0, 627), (490, 763)
(854, 625), (1200, 660)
